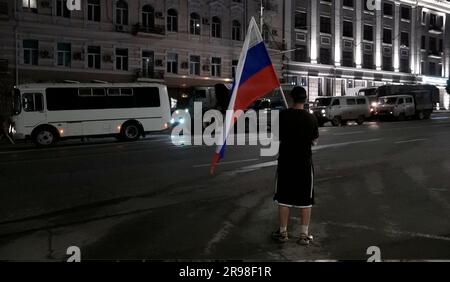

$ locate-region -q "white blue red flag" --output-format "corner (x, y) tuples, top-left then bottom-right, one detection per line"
(210, 17), (280, 174)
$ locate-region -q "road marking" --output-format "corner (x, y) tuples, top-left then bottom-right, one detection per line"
(395, 138), (428, 144)
(313, 138), (382, 150)
(333, 131), (364, 136)
(193, 158), (259, 168)
(323, 221), (450, 242)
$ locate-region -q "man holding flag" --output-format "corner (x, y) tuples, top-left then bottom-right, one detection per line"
(209, 17), (319, 246)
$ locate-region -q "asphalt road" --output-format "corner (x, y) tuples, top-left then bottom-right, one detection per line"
(0, 114), (449, 261)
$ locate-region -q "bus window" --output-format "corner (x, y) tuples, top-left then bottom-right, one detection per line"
(79, 88), (92, 96)
(107, 88), (120, 96)
(121, 88), (133, 96)
(92, 88), (106, 96)
(23, 93), (43, 112)
(134, 87), (160, 108)
(332, 99), (340, 106)
(47, 88), (78, 111)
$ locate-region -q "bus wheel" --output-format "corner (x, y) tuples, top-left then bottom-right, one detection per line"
(121, 122), (141, 141)
(424, 111), (431, 119)
(398, 113), (406, 121)
(34, 126), (58, 147)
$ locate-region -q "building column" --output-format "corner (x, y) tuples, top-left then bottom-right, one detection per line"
(375, 5), (382, 70)
(310, 0), (318, 64)
(445, 13), (450, 78)
(410, 5), (417, 75)
(393, 3), (400, 72)
(355, 0), (362, 68)
(284, 0), (293, 55)
(334, 0), (341, 66)
(416, 7), (423, 75)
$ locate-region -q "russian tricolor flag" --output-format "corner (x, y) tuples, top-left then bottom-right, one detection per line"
(210, 17), (281, 175)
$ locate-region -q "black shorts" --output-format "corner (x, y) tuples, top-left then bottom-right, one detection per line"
(273, 158), (315, 208)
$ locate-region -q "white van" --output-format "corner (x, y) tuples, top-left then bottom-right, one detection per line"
(375, 95), (415, 120)
(12, 83), (171, 146)
(311, 96), (371, 126)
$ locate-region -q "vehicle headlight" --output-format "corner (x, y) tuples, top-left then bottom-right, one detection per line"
(8, 125), (16, 134)
(175, 110), (179, 114)
(321, 109), (326, 114)
(309, 110), (314, 114)
(170, 118), (175, 124)
(179, 118), (185, 124)
(185, 109), (189, 113)
(371, 102), (378, 108)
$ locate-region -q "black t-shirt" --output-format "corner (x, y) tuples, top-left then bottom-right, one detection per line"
(278, 108), (319, 161)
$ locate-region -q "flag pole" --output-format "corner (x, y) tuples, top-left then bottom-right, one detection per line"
(279, 86), (289, 109)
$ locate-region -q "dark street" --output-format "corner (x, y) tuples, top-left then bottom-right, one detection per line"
(0, 114), (449, 261)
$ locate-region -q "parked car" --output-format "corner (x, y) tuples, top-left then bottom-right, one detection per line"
(310, 96), (371, 126)
(375, 95), (416, 121)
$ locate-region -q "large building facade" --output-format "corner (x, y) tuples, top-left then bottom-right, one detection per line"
(0, 0), (284, 100)
(0, 0), (449, 109)
(283, 0), (450, 109)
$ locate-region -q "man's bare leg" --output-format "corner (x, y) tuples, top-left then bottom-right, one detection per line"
(279, 206), (290, 231)
(298, 207), (313, 245)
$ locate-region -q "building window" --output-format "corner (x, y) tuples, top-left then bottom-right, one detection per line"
(382, 55), (392, 71)
(232, 20), (241, 41)
(421, 11), (427, 25)
(190, 13), (201, 35)
(429, 62), (436, 76)
(430, 14), (437, 27)
(342, 51), (353, 67)
(167, 9), (178, 32)
(212, 16), (221, 38)
(211, 57), (221, 77)
(401, 7), (410, 20)
(56, 0), (70, 18)
(295, 11), (307, 30)
(383, 28), (392, 44)
(343, 21), (353, 38)
(57, 43), (71, 67)
(400, 58), (409, 73)
(23, 39), (38, 65)
(294, 45), (308, 62)
(167, 52), (178, 74)
(383, 2), (393, 17)
(429, 37), (437, 54)
(142, 5), (154, 27)
(87, 46), (101, 69)
(343, 0), (353, 8)
(319, 48), (332, 65)
(115, 48), (128, 71)
(142, 51), (154, 78)
(400, 32), (409, 47)
(439, 39), (443, 53)
(88, 0), (100, 22)
(190, 55), (200, 76)
(421, 36), (426, 49)
(22, 0), (37, 11)
(437, 64), (442, 77)
(232, 59), (238, 79)
(320, 16), (331, 34)
(116, 0), (128, 25)
(363, 25), (373, 41)
(363, 53), (373, 69)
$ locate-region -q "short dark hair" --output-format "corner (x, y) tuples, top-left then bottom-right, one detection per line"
(290, 86), (307, 104)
